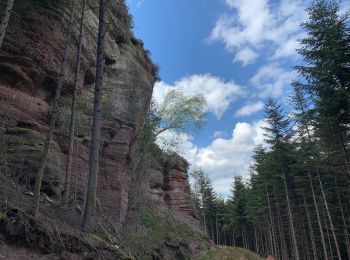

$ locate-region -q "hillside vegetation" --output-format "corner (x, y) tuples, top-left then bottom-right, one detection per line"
(198, 246), (262, 260)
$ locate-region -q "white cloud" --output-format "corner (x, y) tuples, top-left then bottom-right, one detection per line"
(153, 74), (244, 119)
(234, 48), (259, 66)
(212, 178), (233, 196)
(235, 101), (264, 117)
(250, 63), (297, 98)
(172, 120), (267, 197)
(209, 0), (307, 64)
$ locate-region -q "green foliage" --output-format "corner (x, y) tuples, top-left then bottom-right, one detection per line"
(156, 89), (207, 136)
(140, 89), (206, 155)
(123, 207), (200, 259)
(194, 2), (350, 259)
(296, 0), (350, 165)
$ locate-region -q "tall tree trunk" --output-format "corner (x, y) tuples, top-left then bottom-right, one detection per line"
(316, 169), (342, 259)
(307, 170), (328, 260)
(302, 191), (318, 260)
(281, 169), (300, 260)
(82, 0), (106, 232)
(0, 0), (14, 49)
(63, 0), (86, 206)
(274, 187), (288, 260)
(203, 211), (207, 234)
(300, 214), (311, 260)
(253, 223), (258, 254)
(32, 0), (75, 217)
(215, 214), (219, 244)
(232, 230), (236, 247)
(334, 172), (349, 259)
(265, 186), (277, 258)
(322, 206), (334, 260)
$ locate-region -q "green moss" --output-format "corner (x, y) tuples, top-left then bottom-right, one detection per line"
(3, 127), (64, 197)
(197, 246), (262, 260)
(124, 207), (199, 259)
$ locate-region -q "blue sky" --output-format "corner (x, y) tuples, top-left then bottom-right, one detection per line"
(126, 0), (350, 197)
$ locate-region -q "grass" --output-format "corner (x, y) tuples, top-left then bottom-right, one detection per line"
(197, 246), (262, 260)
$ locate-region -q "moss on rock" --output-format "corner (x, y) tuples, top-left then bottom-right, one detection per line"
(1, 127), (64, 197)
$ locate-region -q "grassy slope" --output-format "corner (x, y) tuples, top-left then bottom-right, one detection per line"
(197, 246), (262, 260)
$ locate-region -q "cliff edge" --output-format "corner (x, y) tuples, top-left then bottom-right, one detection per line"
(0, 0), (211, 259)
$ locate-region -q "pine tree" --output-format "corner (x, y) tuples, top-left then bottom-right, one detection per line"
(296, 0), (350, 177)
(262, 99), (300, 260)
(192, 169), (218, 239)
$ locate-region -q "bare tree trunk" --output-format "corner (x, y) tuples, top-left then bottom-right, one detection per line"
(334, 172), (349, 259)
(281, 166), (300, 260)
(316, 169), (342, 259)
(322, 206), (334, 260)
(301, 214), (311, 260)
(32, 0), (75, 217)
(267, 224), (274, 257)
(0, 0), (14, 49)
(253, 223), (258, 253)
(203, 211), (207, 234)
(82, 0), (106, 232)
(274, 187), (287, 260)
(215, 214), (219, 244)
(345, 228), (350, 260)
(232, 230), (236, 247)
(73, 130), (79, 205)
(302, 192), (318, 260)
(265, 186), (277, 258)
(307, 170), (328, 260)
(63, 0), (86, 206)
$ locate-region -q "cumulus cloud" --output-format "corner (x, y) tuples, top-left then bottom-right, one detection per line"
(235, 101), (264, 117)
(209, 0), (307, 65)
(250, 63), (297, 98)
(171, 120), (267, 196)
(153, 74), (244, 119)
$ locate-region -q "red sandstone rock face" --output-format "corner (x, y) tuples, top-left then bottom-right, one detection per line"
(0, 0), (199, 230)
(0, 0), (154, 225)
(148, 155), (200, 229)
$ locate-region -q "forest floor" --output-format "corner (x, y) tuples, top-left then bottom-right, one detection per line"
(197, 246), (262, 260)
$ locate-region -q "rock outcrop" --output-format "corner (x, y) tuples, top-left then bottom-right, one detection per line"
(0, 0), (156, 224)
(149, 155), (199, 228)
(0, 0), (208, 258)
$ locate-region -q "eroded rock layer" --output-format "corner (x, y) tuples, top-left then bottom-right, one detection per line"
(0, 0), (199, 231)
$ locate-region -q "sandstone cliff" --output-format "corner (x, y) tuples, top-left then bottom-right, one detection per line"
(0, 0), (210, 258)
